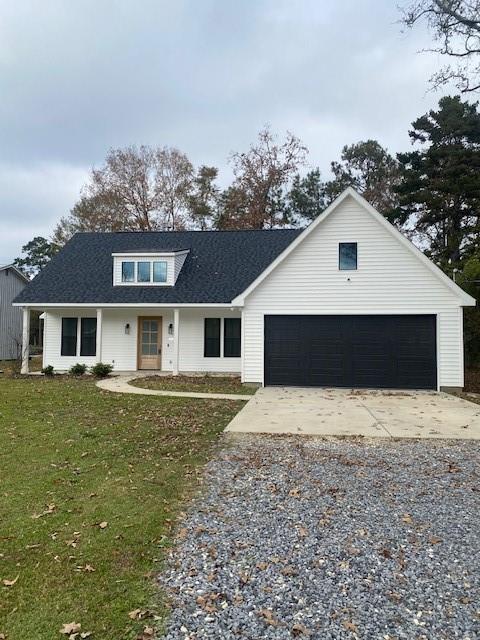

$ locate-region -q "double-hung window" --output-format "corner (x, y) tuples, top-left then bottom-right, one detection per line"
(204, 318), (241, 358)
(61, 317), (97, 357)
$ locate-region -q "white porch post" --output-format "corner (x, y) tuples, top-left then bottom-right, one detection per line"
(96, 309), (103, 363)
(173, 308), (180, 375)
(21, 307), (30, 374)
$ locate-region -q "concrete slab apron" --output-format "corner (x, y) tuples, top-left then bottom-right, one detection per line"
(225, 387), (480, 439)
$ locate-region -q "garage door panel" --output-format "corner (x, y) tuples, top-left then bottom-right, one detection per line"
(264, 315), (437, 390)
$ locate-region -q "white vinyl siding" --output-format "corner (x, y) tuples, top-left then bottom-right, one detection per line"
(242, 195), (467, 388)
(42, 308), (241, 373)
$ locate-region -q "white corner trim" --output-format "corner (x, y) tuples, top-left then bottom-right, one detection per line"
(231, 187), (476, 307)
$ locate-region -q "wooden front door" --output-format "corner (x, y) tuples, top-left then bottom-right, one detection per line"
(138, 317), (162, 370)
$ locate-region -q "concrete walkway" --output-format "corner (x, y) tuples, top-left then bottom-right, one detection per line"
(96, 375), (253, 401)
(225, 386), (480, 439)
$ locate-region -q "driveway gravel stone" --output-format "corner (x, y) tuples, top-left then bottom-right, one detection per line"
(160, 434), (480, 640)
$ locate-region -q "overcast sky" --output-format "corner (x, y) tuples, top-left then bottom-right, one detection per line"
(0, 0), (450, 264)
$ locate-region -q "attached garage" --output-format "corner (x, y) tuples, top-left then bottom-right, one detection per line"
(264, 314), (437, 390)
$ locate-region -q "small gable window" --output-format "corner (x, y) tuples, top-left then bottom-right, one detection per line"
(339, 242), (357, 270)
(153, 261), (167, 283)
(137, 261), (151, 283)
(122, 261), (135, 282)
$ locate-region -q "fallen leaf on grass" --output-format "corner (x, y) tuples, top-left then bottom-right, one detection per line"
(129, 609), (154, 621)
(31, 503), (56, 519)
(98, 521), (108, 529)
(60, 622), (81, 635)
(2, 576), (18, 587)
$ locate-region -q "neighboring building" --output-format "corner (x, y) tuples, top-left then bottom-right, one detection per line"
(13, 188), (476, 390)
(0, 264), (29, 360)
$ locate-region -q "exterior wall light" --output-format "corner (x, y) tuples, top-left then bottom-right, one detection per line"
(125, 323), (130, 335)
(168, 323), (174, 335)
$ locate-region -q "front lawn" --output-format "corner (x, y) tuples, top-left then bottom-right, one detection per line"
(131, 375), (258, 395)
(0, 376), (242, 639)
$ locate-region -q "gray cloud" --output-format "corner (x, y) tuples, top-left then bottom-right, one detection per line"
(0, 0), (449, 263)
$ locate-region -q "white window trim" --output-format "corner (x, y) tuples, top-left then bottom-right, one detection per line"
(338, 241), (358, 271)
(62, 317), (97, 358)
(119, 258), (170, 286)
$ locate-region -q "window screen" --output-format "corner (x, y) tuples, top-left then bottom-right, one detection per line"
(61, 318), (77, 356)
(80, 318), (97, 356)
(339, 242), (357, 270)
(224, 318), (241, 357)
(204, 318), (220, 357)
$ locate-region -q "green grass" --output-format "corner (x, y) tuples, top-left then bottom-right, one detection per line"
(0, 356), (42, 375)
(131, 375), (258, 395)
(0, 376), (243, 639)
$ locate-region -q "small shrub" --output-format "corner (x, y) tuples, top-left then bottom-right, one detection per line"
(69, 363), (87, 376)
(90, 362), (113, 378)
(42, 365), (55, 376)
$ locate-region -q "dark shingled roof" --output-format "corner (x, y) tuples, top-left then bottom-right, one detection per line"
(14, 229), (302, 305)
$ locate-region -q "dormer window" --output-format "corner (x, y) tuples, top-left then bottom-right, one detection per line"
(153, 261), (167, 283)
(122, 261), (135, 282)
(137, 261), (151, 282)
(114, 251), (188, 286)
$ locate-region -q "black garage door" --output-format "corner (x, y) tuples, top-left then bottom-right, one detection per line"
(264, 315), (437, 390)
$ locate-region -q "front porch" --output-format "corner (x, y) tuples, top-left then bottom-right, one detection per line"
(20, 306), (242, 377)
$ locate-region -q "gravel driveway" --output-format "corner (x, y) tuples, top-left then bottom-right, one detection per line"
(160, 435), (479, 640)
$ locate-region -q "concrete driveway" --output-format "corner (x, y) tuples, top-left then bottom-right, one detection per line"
(225, 387), (480, 439)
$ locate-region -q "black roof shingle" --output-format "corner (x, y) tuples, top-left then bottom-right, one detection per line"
(14, 229), (302, 305)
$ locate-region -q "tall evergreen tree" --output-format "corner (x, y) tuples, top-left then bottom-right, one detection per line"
(287, 169), (326, 224)
(324, 140), (401, 220)
(396, 96), (480, 271)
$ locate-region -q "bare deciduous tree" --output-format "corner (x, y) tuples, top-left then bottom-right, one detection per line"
(400, 0), (480, 93)
(54, 145), (195, 243)
(220, 126), (308, 229)
(155, 147), (194, 230)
